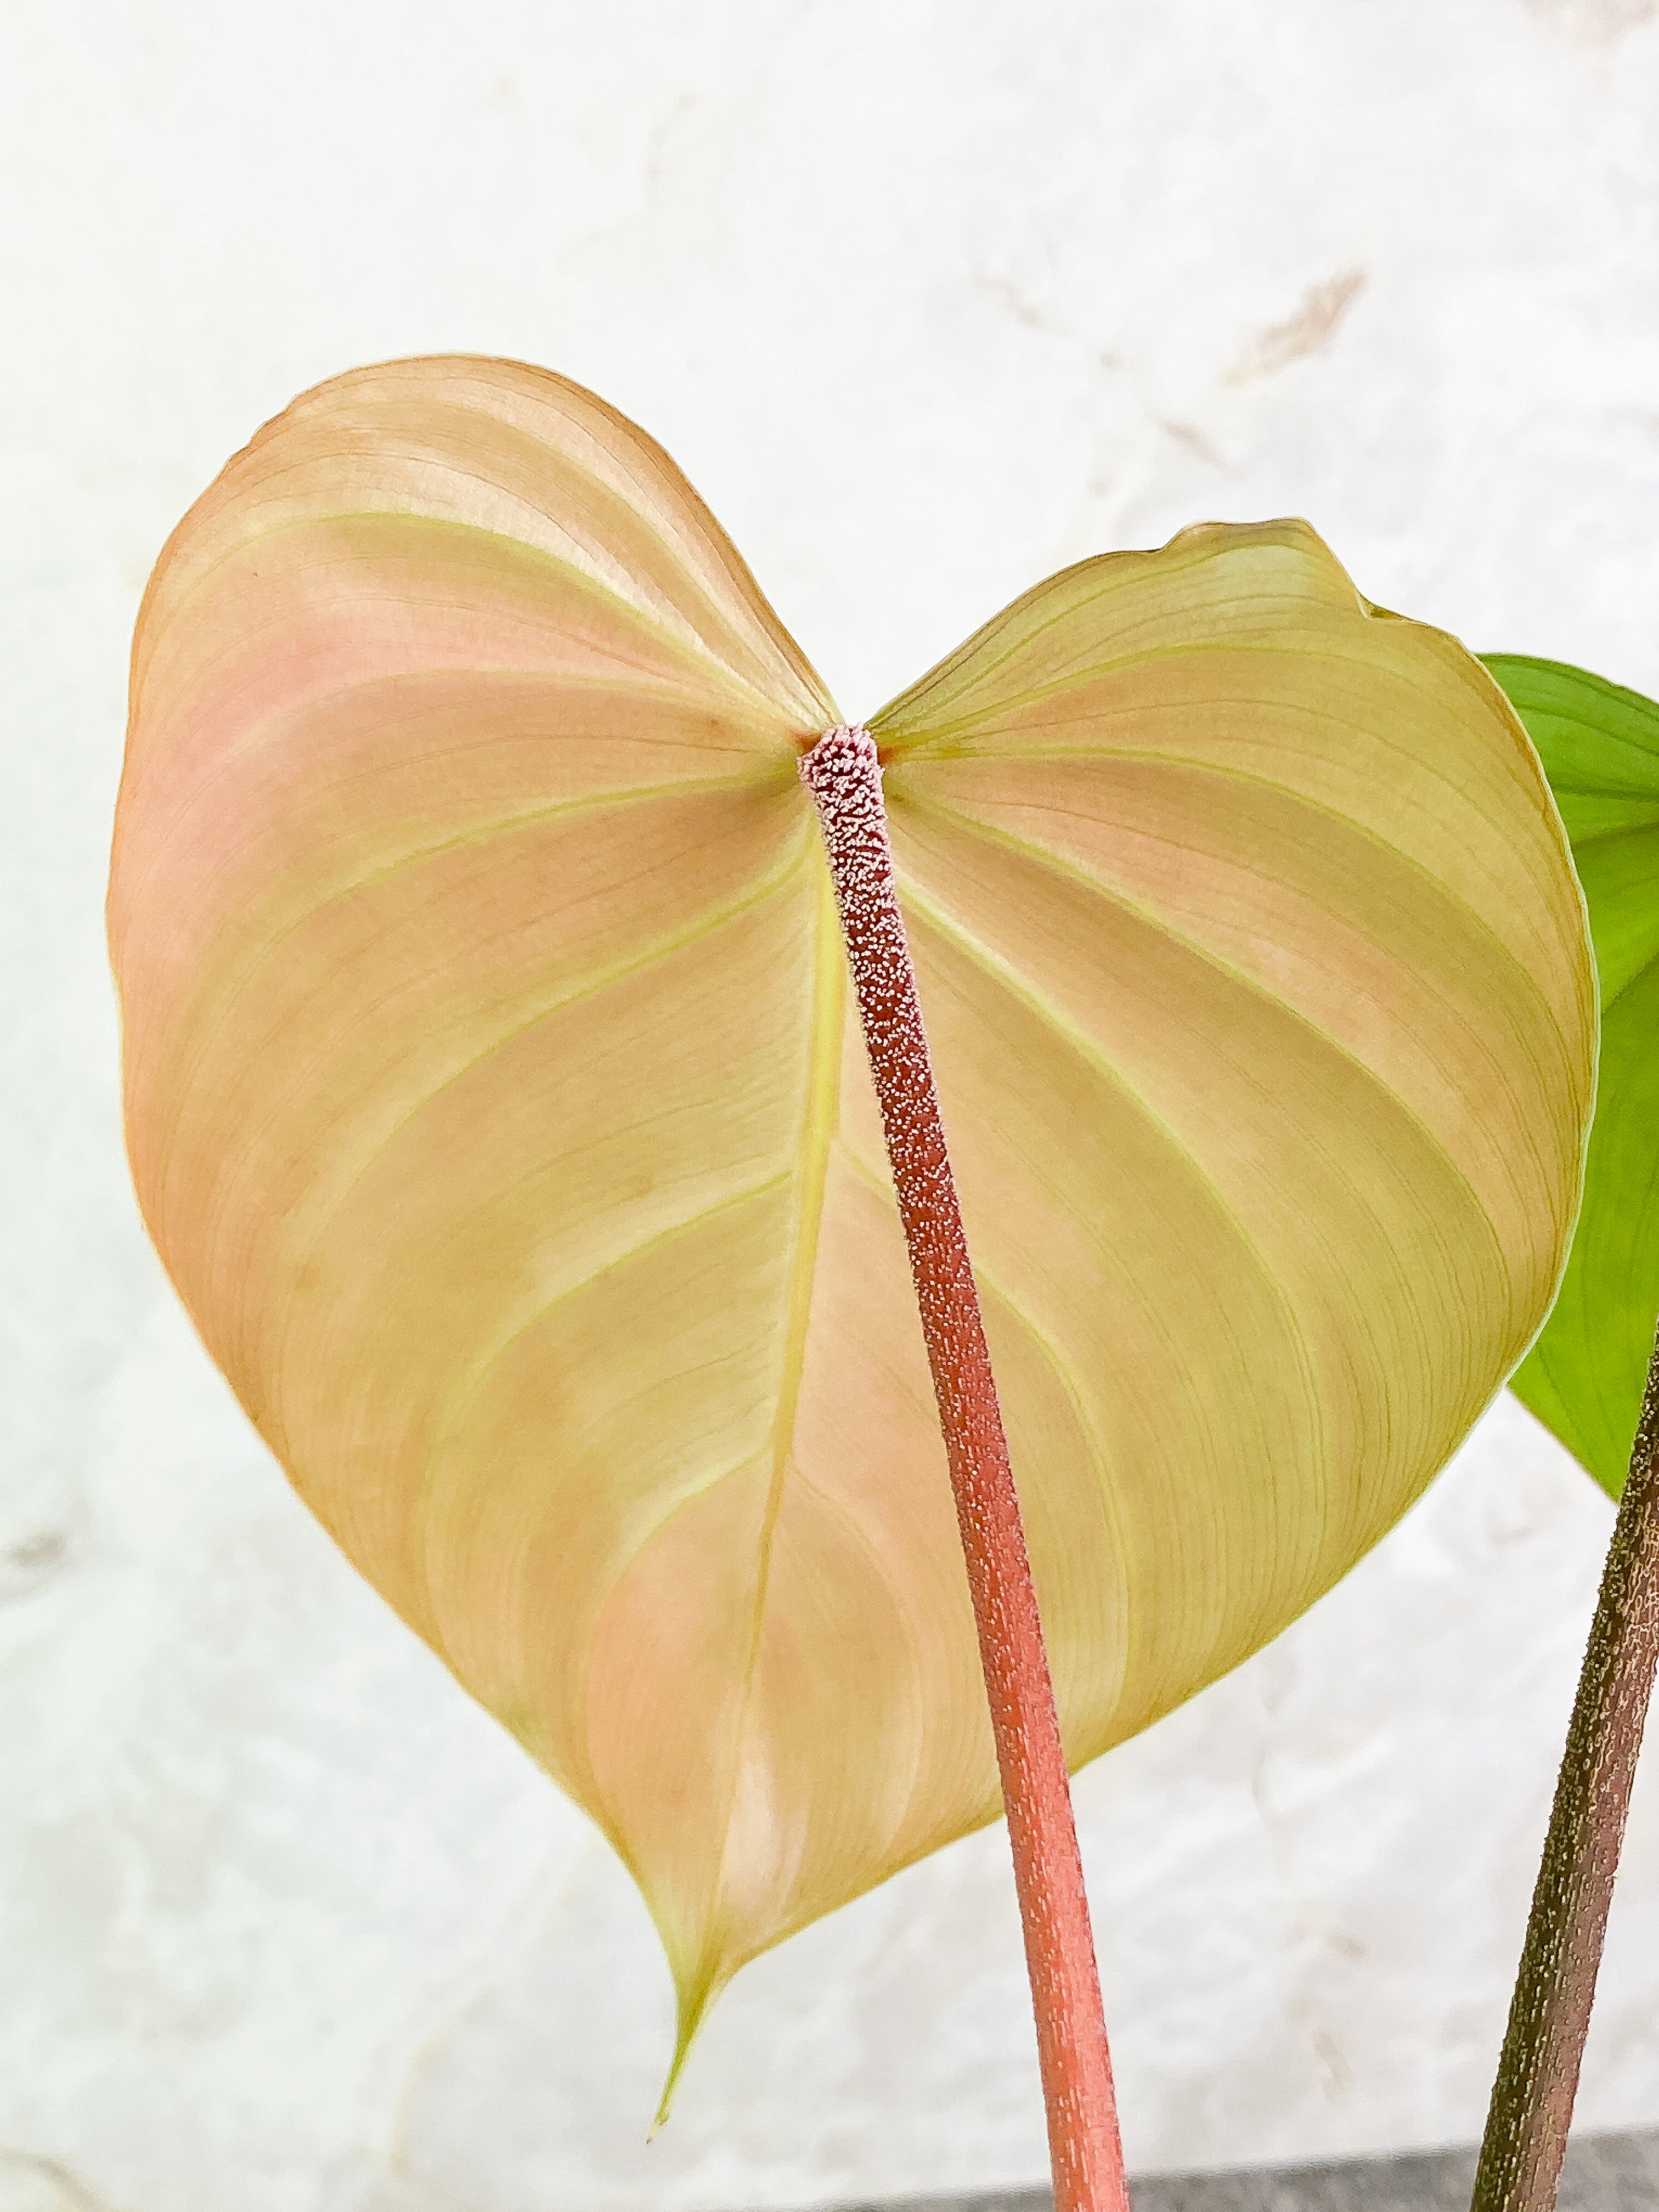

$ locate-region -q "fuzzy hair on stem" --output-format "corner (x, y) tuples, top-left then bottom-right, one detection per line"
(800, 725), (1128, 2212)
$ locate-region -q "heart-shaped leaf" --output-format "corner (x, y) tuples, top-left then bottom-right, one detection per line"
(110, 358), (1595, 2061)
(1488, 654), (1659, 1500)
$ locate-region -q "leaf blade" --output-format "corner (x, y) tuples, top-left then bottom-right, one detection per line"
(1487, 653), (1659, 1499)
(110, 370), (1598, 2069)
(881, 528), (1595, 1746)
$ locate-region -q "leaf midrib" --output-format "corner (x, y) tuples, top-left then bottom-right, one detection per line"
(704, 848), (847, 1933)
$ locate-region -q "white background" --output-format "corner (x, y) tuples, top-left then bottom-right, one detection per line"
(3, 2), (1659, 2207)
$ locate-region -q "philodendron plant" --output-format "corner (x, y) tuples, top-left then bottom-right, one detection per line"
(104, 358), (1658, 2212)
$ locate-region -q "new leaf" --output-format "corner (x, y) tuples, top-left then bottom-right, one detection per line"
(109, 359), (1595, 2063)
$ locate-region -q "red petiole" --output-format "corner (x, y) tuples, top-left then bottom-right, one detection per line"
(800, 725), (1130, 2212)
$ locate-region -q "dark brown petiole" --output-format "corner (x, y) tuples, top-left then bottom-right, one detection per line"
(1472, 1319), (1659, 2212)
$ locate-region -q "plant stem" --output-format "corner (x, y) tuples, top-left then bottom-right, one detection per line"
(800, 726), (1130, 2212)
(1472, 1320), (1659, 2212)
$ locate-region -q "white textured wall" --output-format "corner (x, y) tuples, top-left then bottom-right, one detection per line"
(3, 2), (1658, 2207)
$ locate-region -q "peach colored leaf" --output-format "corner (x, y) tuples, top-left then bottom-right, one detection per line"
(109, 358), (1595, 2083)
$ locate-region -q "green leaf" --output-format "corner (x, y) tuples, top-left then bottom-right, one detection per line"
(1487, 654), (1659, 1498)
